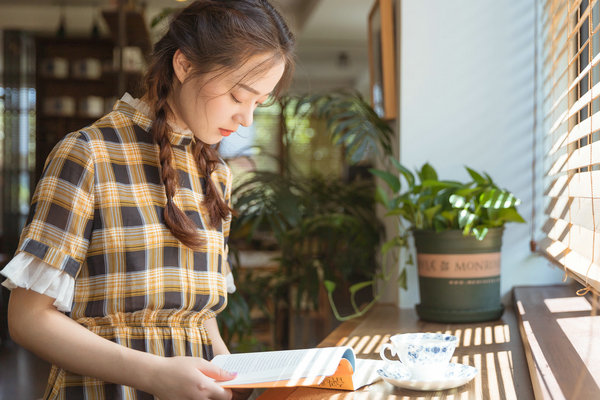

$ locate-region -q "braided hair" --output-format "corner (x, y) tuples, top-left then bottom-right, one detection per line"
(143, 0), (295, 250)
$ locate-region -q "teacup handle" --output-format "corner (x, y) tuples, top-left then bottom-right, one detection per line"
(379, 343), (399, 363)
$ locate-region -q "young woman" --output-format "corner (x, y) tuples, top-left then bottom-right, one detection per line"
(0, 1), (294, 399)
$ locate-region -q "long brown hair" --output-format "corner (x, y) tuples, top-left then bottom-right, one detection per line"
(143, 0), (295, 250)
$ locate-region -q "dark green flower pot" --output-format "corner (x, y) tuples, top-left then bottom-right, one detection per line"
(413, 228), (505, 323)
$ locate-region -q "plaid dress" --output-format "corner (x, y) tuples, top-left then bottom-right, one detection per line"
(16, 98), (232, 399)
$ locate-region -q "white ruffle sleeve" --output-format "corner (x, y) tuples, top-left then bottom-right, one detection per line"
(1, 252), (75, 312)
(225, 271), (236, 294)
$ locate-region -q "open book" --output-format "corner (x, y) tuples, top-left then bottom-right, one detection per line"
(211, 346), (384, 391)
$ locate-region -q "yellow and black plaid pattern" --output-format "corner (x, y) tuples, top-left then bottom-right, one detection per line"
(17, 99), (232, 400)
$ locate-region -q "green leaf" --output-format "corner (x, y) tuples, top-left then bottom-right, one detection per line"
(390, 158), (415, 188)
(423, 204), (442, 228)
(349, 280), (373, 294)
(375, 186), (390, 208)
(414, 210), (424, 229)
(420, 163), (438, 181)
(385, 208), (407, 218)
(421, 180), (458, 190)
(369, 169), (401, 193)
(466, 167), (487, 184)
(472, 226), (489, 240)
(381, 238), (397, 254)
(483, 172), (495, 185)
(496, 207), (526, 223)
(397, 268), (407, 290)
(454, 187), (479, 198)
(324, 280), (337, 294)
(458, 209), (477, 230)
(331, 119), (358, 140)
(440, 210), (458, 221)
(480, 189), (521, 209)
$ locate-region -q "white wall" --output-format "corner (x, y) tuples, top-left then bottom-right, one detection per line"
(397, 0), (565, 308)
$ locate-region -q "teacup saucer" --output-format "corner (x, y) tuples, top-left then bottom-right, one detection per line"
(377, 362), (478, 391)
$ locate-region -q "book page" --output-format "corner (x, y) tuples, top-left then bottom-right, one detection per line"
(352, 359), (385, 389)
(212, 347), (355, 386)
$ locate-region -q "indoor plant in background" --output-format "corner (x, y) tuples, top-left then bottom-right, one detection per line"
(372, 161), (526, 322)
(225, 91), (392, 348)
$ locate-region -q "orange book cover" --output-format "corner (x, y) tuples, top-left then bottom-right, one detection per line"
(212, 347), (383, 391)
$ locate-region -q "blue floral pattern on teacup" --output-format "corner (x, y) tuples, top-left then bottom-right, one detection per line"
(395, 333), (457, 367)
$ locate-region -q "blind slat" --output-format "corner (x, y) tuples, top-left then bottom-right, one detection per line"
(538, 237), (600, 289)
(545, 174), (570, 198)
(544, 170), (600, 198)
(541, 0), (599, 292)
(566, 55), (600, 104)
(563, 109), (600, 144)
(548, 129), (569, 155)
(544, 78), (568, 119)
(543, 218), (600, 261)
(565, 141), (600, 170)
(546, 108), (568, 135)
(544, 197), (600, 233)
(547, 149), (569, 175)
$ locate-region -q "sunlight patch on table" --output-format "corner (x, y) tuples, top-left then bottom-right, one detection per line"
(484, 326), (493, 345)
(486, 352), (500, 400)
(494, 325), (507, 344)
(335, 336), (348, 346)
(473, 353), (483, 400)
(453, 328), (463, 347)
(354, 335), (371, 354)
(497, 350), (517, 400)
(362, 334), (381, 354)
(474, 327), (482, 346)
(463, 328), (472, 347)
(345, 335), (360, 348)
(374, 334), (391, 353)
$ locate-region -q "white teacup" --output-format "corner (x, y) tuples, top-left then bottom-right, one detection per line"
(379, 332), (458, 380)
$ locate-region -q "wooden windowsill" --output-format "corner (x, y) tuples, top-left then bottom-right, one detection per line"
(513, 284), (600, 399)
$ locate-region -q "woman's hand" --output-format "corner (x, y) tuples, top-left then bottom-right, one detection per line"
(151, 356), (235, 400)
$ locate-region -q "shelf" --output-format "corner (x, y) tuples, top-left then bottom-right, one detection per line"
(34, 36), (121, 182)
(39, 71), (142, 83)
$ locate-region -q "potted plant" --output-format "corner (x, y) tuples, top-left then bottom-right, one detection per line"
(226, 92), (391, 347)
(371, 160), (526, 323)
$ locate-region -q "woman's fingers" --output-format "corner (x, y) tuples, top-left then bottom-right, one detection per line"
(197, 359), (237, 382)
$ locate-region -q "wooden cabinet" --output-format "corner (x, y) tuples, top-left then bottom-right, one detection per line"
(34, 36), (143, 181)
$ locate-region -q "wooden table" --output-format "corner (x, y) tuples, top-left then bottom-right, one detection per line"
(259, 303), (534, 399)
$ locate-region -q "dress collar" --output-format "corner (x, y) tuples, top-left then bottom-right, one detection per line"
(116, 93), (195, 147)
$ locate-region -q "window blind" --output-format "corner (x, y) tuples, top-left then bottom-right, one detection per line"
(539, 0), (600, 292)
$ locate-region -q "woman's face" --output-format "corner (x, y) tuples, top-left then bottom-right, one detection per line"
(169, 51), (286, 145)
